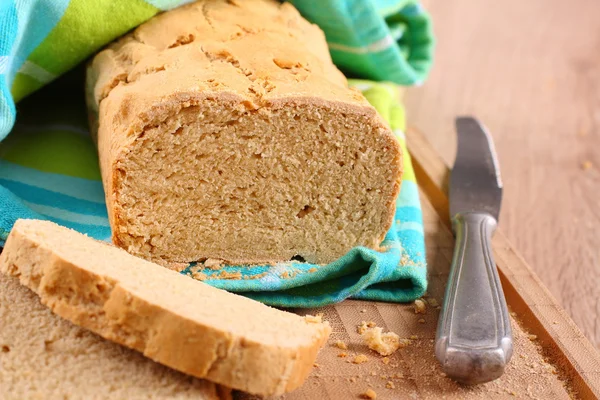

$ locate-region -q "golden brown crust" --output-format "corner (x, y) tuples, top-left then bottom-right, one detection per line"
(86, 0), (403, 264)
(0, 219), (331, 396)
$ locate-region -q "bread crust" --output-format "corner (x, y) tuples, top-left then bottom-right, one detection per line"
(86, 0), (403, 264)
(0, 219), (331, 396)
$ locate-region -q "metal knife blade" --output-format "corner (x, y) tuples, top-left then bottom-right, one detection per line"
(450, 117), (503, 221)
(435, 116), (512, 384)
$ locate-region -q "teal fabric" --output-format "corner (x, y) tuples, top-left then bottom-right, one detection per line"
(289, 0), (434, 84)
(0, 0), (433, 307)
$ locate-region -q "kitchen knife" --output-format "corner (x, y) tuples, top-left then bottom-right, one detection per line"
(435, 117), (513, 384)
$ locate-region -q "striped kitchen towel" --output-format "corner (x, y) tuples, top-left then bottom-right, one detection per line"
(0, 76), (427, 307)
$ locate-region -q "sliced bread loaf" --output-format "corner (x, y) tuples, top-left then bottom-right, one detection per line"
(0, 219), (331, 396)
(86, 0), (402, 265)
(0, 273), (227, 400)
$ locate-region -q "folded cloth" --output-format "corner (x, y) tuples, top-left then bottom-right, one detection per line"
(0, 0), (434, 142)
(0, 75), (427, 307)
(289, 0), (434, 85)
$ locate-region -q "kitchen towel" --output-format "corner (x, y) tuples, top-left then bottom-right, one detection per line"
(0, 0), (431, 307)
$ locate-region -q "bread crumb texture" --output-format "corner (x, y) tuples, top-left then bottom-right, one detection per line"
(414, 299), (427, 314)
(361, 327), (406, 356)
(86, 0), (402, 266)
(0, 219), (331, 397)
(0, 274), (225, 400)
(361, 388), (377, 399)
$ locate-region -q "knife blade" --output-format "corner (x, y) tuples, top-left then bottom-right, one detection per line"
(435, 117), (513, 384)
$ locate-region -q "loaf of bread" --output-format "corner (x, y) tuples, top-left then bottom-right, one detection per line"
(0, 273), (228, 400)
(0, 219), (331, 396)
(86, 0), (402, 265)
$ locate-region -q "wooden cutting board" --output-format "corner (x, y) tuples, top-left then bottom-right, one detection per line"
(239, 127), (600, 400)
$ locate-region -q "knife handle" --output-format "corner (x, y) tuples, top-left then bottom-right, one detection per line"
(435, 212), (513, 384)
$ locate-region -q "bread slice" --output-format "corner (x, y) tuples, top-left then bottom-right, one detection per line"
(0, 219), (331, 396)
(86, 0), (402, 265)
(0, 273), (228, 400)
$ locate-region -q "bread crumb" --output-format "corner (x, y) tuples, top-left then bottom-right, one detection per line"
(382, 357), (390, 365)
(426, 298), (439, 307)
(353, 354), (369, 364)
(203, 258), (223, 269)
(305, 315), (323, 324)
(418, 318), (425, 324)
(217, 270), (242, 280)
(357, 321), (376, 334)
(582, 161), (593, 170)
(510, 311), (517, 317)
(410, 335), (418, 340)
(362, 327), (403, 356)
(313, 363), (320, 368)
(380, 374), (388, 379)
(335, 340), (348, 350)
(308, 267), (317, 273)
(386, 381), (395, 389)
(338, 352), (347, 358)
(360, 309), (367, 313)
(528, 334), (538, 340)
(349, 377), (357, 383)
(414, 299), (427, 314)
(440, 372), (447, 377)
(361, 388), (377, 399)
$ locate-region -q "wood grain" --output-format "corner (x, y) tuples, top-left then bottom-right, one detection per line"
(407, 125), (600, 399)
(406, 0), (600, 348)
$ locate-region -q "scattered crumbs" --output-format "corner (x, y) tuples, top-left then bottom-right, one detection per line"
(190, 270), (208, 281)
(357, 321), (374, 334)
(367, 321), (376, 328)
(338, 352), (347, 358)
(308, 267), (318, 273)
(217, 270), (242, 280)
(335, 340), (348, 350)
(361, 388), (377, 399)
(414, 299), (427, 314)
(410, 335), (418, 340)
(203, 258), (223, 270)
(510, 311), (518, 317)
(305, 315), (323, 324)
(426, 298), (439, 308)
(418, 318), (425, 324)
(360, 309), (367, 313)
(553, 321), (559, 325)
(362, 327), (403, 356)
(382, 357), (390, 365)
(528, 334), (538, 341)
(242, 272), (268, 280)
(386, 381), (395, 389)
(582, 160), (593, 170)
(349, 377), (357, 383)
(313, 363), (320, 368)
(353, 354), (369, 364)
(280, 271), (290, 279)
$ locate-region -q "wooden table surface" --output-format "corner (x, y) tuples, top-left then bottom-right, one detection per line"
(406, 0), (600, 347)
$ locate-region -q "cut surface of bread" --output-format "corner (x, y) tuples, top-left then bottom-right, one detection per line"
(0, 274), (226, 400)
(0, 219), (331, 396)
(86, 0), (402, 265)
